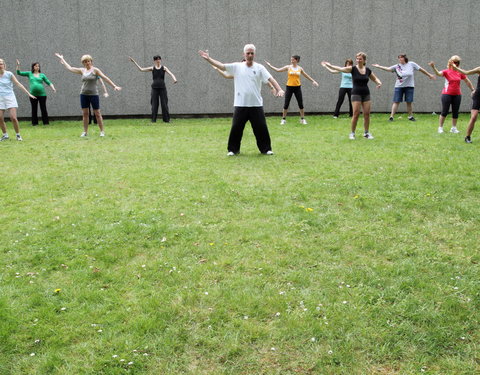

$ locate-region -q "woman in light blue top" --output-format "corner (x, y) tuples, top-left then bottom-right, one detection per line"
(323, 59), (353, 118)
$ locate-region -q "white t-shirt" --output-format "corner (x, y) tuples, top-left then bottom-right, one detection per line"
(388, 62), (420, 88)
(0, 71), (14, 96)
(224, 62), (272, 107)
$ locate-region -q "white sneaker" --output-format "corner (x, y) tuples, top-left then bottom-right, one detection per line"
(100, 131), (105, 137)
(1, 134), (10, 141)
(280, 119), (286, 125)
(349, 132), (355, 140)
(16, 134), (23, 141)
(438, 127), (444, 134)
(363, 132), (374, 140)
(227, 151), (235, 156)
(264, 150), (274, 155)
(333, 116), (338, 119)
(300, 118), (307, 125)
(450, 127), (459, 134)
(80, 132), (87, 137)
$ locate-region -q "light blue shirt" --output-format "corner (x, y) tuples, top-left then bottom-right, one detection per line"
(340, 72), (353, 88)
(0, 71), (14, 96)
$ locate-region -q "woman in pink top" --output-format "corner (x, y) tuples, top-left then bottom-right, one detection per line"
(429, 56), (474, 134)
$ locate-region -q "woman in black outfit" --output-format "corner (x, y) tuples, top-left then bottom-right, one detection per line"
(129, 55), (177, 123)
(323, 52), (382, 140)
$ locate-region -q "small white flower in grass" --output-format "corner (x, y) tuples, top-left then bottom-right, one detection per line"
(346, 285), (351, 288)
(244, 316), (249, 320)
(97, 329), (103, 333)
(60, 307), (67, 311)
(204, 292), (209, 295)
(310, 337), (316, 342)
(316, 306), (321, 311)
(275, 312), (280, 317)
(303, 308), (308, 311)
(143, 353), (148, 356)
(133, 350), (138, 353)
(453, 287), (459, 290)
(271, 347), (276, 351)
(128, 362), (134, 365)
(120, 359), (125, 362)
(34, 339), (41, 344)
(342, 301), (347, 304)
(141, 265), (146, 268)
(112, 355), (118, 358)
(30, 353), (36, 357)
(461, 336), (466, 340)
(279, 291), (285, 295)
(327, 350), (333, 355)
(161, 237), (167, 242)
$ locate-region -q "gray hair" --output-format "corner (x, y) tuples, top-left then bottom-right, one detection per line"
(243, 44), (256, 53)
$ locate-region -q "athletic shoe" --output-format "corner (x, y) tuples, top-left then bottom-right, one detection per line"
(363, 132), (374, 140)
(450, 127), (459, 134)
(280, 119), (286, 125)
(16, 135), (23, 141)
(227, 151), (235, 156)
(349, 132), (355, 140)
(100, 131), (105, 137)
(0, 134), (9, 141)
(465, 136), (472, 143)
(263, 150), (274, 155)
(408, 116), (416, 122)
(438, 127), (444, 134)
(389, 117), (394, 122)
(333, 116), (338, 119)
(80, 132), (87, 137)
(300, 118), (307, 125)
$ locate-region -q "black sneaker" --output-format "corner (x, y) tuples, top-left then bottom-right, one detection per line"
(465, 136), (472, 143)
(408, 116), (416, 122)
(388, 117), (394, 122)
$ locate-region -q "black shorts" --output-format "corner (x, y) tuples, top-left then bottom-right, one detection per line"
(472, 94), (480, 111)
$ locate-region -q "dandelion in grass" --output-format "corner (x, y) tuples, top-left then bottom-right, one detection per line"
(54, 289), (61, 294)
(306, 208), (313, 212)
(354, 195), (359, 199)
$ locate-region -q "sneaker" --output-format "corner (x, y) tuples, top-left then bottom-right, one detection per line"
(408, 116), (416, 122)
(450, 127), (459, 134)
(438, 127), (444, 134)
(465, 136), (472, 143)
(349, 132), (355, 140)
(389, 117), (394, 122)
(16, 134), (23, 141)
(264, 150), (274, 155)
(0, 134), (9, 141)
(333, 116), (338, 119)
(300, 118), (307, 125)
(280, 119), (286, 125)
(363, 132), (374, 140)
(100, 131), (105, 137)
(80, 132), (87, 137)
(227, 151), (235, 156)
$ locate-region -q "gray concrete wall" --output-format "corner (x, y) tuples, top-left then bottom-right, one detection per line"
(2, 0), (480, 117)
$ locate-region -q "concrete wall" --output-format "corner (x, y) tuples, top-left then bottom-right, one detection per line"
(2, 0), (480, 117)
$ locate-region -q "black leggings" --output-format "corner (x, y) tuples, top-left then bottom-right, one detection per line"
(151, 87), (170, 122)
(334, 87), (352, 117)
(29, 96), (49, 125)
(283, 86), (303, 110)
(228, 107), (272, 154)
(441, 94), (461, 118)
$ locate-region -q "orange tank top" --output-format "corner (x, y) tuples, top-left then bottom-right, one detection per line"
(287, 66), (301, 86)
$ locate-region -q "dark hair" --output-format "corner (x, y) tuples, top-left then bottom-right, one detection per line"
(153, 55), (161, 61)
(292, 55), (300, 62)
(344, 59), (353, 66)
(398, 54), (409, 63)
(31, 62), (41, 73)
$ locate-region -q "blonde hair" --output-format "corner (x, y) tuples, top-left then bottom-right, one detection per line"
(243, 44), (256, 53)
(0, 58), (5, 68)
(81, 55), (93, 63)
(448, 55), (461, 68)
(356, 52), (367, 62)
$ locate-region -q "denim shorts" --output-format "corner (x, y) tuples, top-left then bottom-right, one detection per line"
(80, 94), (100, 110)
(393, 87), (414, 103)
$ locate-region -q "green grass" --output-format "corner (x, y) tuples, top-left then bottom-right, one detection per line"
(1, 114), (479, 374)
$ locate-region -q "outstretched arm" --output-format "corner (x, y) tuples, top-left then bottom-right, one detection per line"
(321, 63), (340, 74)
(321, 61), (352, 73)
(198, 50), (226, 71)
(452, 64), (480, 76)
(264, 61), (288, 72)
(300, 68), (319, 87)
(55, 53), (83, 74)
(371, 64), (393, 72)
(128, 56), (152, 72)
(93, 68), (121, 91)
(11, 74), (36, 99)
(428, 62), (443, 77)
(418, 67), (436, 80)
(213, 66), (233, 79)
(164, 66), (177, 83)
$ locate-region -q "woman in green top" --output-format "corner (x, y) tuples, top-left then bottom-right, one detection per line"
(16, 59), (56, 125)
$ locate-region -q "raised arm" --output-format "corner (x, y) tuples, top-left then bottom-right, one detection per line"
(213, 66), (233, 79)
(418, 67), (436, 80)
(164, 66), (177, 83)
(321, 63), (340, 74)
(264, 61), (288, 72)
(300, 68), (319, 87)
(321, 61), (352, 73)
(268, 76), (285, 97)
(428, 62), (443, 77)
(11, 74), (36, 99)
(128, 56), (153, 72)
(371, 64), (393, 72)
(93, 68), (121, 91)
(55, 53), (83, 74)
(369, 72), (382, 89)
(198, 50), (226, 71)
(451, 64), (480, 76)
(15, 59), (29, 76)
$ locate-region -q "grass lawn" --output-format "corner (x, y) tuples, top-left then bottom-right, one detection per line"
(1, 113), (479, 374)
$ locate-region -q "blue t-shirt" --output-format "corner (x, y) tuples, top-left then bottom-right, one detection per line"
(0, 71), (14, 96)
(340, 72), (353, 88)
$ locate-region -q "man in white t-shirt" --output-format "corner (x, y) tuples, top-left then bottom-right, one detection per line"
(372, 54), (434, 121)
(199, 44), (284, 155)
